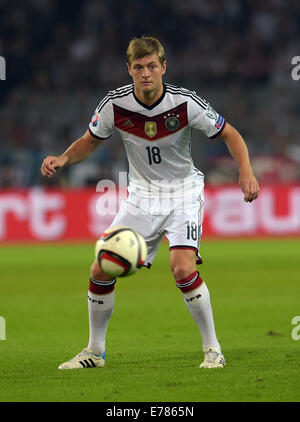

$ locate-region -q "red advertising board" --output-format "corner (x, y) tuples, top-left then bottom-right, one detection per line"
(1, 185), (300, 242)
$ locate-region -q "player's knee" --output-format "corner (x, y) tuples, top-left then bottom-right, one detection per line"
(171, 263), (194, 282)
(170, 249), (197, 282)
(173, 268), (203, 294)
(90, 260), (113, 281)
(89, 260), (116, 294)
(170, 256), (203, 293)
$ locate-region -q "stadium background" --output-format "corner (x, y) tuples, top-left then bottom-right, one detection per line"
(0, 0), (300, 404)
(1, 0), (300, 240)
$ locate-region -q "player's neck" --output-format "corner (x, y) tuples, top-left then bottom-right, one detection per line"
(134, 84), (164, 106)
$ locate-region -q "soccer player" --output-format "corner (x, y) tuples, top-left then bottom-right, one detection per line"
(41, 37), (259, 369)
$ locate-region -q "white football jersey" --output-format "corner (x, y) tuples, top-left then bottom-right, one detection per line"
(89, 83), (226, 197)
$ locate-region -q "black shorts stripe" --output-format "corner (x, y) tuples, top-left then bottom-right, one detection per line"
(169, 245), (199, 253)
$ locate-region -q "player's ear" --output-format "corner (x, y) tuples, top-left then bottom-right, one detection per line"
(161, 60), (167, 75)
(127, 63), (132, 77)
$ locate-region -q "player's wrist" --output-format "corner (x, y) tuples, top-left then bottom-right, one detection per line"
(239, 163), (252, 176)
(59, 154), (70, 167)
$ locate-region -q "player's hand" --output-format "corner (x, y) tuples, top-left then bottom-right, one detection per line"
(41, 155), (68, 178)
(239, 168), (259, 202)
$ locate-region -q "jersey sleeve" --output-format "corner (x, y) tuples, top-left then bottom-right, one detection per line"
(88, 97), (114, 140)
(188, 94), (226, 139)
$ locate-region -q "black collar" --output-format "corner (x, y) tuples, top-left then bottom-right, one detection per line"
(133, 83), (166, 110)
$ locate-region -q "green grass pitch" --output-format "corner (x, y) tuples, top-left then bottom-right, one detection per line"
(0, 238), (299, 402)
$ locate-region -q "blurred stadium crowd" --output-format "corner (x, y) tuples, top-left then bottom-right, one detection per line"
(0, 0), (300, 188)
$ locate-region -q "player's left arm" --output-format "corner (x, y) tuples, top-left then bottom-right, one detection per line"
(220, 123), (259, 202)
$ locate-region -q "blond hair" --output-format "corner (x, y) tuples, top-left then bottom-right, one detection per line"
(126, 36), (165, 66)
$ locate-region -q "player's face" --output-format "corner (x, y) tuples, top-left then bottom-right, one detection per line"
(127, 54), (166, 95)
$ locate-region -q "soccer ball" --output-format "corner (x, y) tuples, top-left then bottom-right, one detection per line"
(95, 226), (147, 277)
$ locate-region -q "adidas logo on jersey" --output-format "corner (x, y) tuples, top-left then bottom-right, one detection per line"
(123, 119), (135, 127)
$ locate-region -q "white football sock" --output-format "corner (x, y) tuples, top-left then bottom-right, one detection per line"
(87, 290), (114, 356)
(183, 282), (221, 352)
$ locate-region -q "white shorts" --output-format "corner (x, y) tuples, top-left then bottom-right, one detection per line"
(110, 187), (205, 268)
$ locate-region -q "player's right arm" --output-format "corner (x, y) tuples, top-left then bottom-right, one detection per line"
(41, 129), (103, 178)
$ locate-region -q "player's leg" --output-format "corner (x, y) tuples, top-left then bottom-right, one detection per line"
(87, 194), (162, 359)
(169, 248), (225, 368)
(169, 248), (220, 350)
(87, 260), (116, 357)
(166, 187), (225, 368)
(59, 192), (165, 369)
(58, 261), (114, 369)
(85, 193), (164, 359)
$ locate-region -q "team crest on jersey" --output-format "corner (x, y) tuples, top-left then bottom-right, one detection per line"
(165, 116), (180, 132)
(144, 121), (157, 138)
